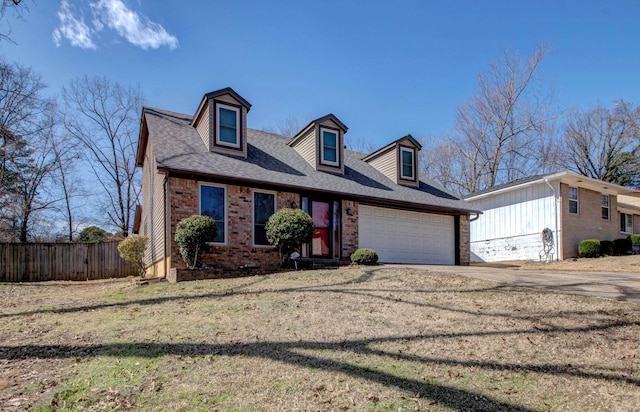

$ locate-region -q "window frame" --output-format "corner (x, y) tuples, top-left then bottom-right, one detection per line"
(399, 146), (416, 181)
(621, 212), (634, 234)
(252, 189), (277, 248)
(319, 127), (340, 167)
(568, 186), (579, 215)
(198, 183), (227, 245)
(215, 102), (241, 149)
(601, 194), (610, 220)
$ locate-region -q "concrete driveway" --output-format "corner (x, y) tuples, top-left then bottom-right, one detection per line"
(386, 264), (640, 304)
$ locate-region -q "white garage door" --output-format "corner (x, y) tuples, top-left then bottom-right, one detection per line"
(358, 205), (455, 265)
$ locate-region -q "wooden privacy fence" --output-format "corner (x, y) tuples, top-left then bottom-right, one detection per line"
(0, 241), (137, 282)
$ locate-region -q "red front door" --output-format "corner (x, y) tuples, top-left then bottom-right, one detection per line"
(311, 200), (331, 257)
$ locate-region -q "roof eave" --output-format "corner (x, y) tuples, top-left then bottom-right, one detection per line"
(158, 166), (480, 215)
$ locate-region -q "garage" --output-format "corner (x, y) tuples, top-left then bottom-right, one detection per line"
(358, 205), (455, 265)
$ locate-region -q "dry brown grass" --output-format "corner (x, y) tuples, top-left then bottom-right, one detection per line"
(476, 254), (640, 273)
(1, 267), (639, 411)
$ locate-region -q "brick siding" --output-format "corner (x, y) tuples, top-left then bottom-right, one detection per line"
(341, 200), (358, 260)
(560, 183), (621, 258)
(458, 214), (470, 265)
(168, 178), (289, 272)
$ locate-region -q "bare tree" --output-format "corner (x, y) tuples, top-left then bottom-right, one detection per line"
(262, 114), (312, 138)
(62, 76), (143, 236)
(0, 0), (29, 43)
(560, 101), (640, 186)
(425, 46), (558, 195)
(13, 105), (61, 242)
(50, 115), (86, 241)
(0, 56), (50, 240)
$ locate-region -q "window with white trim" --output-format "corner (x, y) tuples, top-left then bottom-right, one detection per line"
(400, 147), (415, 180)
(200, 184), (226, 243)
(621, 213), (633, 233)
(215, 103), (240, 148)
(253, 191), (275, 246)
(568, 187), (579, 214)
(320, 128), (339, 166)
(601, 194), (610, 220)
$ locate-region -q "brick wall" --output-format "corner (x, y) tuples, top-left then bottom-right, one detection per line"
(458, 214), (470, 265)
(341, 200), (358, 260)
(168, 178), (299, 272)
(560, 183), (620, 258)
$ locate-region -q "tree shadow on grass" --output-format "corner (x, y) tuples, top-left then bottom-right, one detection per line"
(1, 338), (534, 411)
(0, 268), (631, 328)
(3, 318), (639, 411)
(3, 268), (639, 410)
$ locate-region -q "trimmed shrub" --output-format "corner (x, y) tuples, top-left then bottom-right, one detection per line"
(629, 234), (640, 245)
(175, 215), (217, 269)
(578, 239), (600, 258)
(117, 236), (149, 277)
(613, 238), (632, 255)
(265, 208), (315, 266)
(350, 248), (379, 265)
(599, 240), (614, 256)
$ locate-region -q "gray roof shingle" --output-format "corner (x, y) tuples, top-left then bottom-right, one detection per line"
(142, 107), (479, 214)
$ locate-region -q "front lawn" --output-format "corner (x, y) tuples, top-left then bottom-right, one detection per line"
(1, 267), (638, 411)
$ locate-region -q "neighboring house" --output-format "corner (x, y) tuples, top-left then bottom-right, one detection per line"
(465, 171), (638, 262)
(134, 87), (479, 280)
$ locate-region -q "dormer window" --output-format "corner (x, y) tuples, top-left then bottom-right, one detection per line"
(288, 114), (347, 175)
(363, 134), (421, 187)
(320, 127), (339, 166)
(216, 103), (241, 148)
(400, 147), (415, 180)
(192, 87), (251, 158)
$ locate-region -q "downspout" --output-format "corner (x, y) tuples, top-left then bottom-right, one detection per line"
(469, 212), (480, 222)
(544, 178), (560, 261)
(163, 172), (168, 278)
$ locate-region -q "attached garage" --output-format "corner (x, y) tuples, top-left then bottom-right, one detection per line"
(358, 205), (456, 265)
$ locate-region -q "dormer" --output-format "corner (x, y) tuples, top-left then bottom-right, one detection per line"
(362, 135), (422, 187)
(288, 114), (348, 175)
(191, 87), (252, 158)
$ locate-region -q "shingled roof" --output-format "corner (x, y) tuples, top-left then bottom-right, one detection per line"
(139, 106), (479, 214)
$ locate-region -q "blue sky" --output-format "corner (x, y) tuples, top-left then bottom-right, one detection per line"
(2, 0), (640, 149)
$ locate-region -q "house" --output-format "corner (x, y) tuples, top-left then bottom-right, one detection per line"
(134, 87), (479, 281)
(464, 171), (639, 262)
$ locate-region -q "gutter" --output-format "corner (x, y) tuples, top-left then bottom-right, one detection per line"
(158, 166), (482, 216)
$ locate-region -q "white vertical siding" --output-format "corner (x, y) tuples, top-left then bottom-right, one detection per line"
(468, 181), (559, 262)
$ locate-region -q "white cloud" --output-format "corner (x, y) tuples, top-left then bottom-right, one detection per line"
(52, 0), (97, 49)
(52, 0), (178, 50)
(92, 0), (178, 50)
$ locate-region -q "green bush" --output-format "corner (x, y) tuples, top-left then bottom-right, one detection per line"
(613, 238), (632, 255)
(77, 226), (109, 243)
(350, 248), (379, 265)
(629, 234), (640, 245)
(265, 208), (315, 266)
(578, 239), (600, 258)
(117, 236), (149, 277)
(175, 215), (217, 269)
(599, 240), (614, 256)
